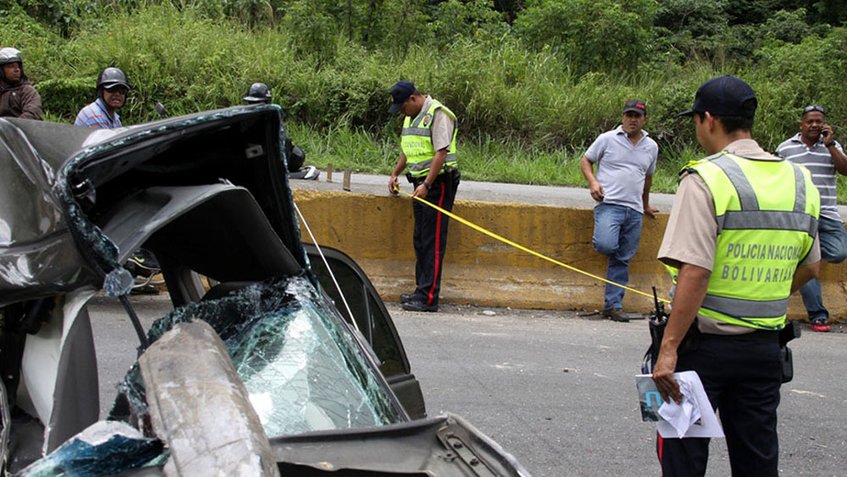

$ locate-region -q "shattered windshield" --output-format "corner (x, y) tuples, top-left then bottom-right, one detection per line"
(120, 275), (401, 437)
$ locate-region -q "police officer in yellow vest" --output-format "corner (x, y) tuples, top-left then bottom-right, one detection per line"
(652, 75), (821, 476)
(388, 81), (460, 312)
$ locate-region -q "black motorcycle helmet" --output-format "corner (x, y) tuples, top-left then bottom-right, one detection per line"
(0, 47), (24, 82)
(97, 67), (133, 91)
(243, 82), (272, 104)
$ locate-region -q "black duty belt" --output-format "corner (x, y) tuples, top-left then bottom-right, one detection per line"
(702, 329), (780, 342)
(406, 167), (458, 185)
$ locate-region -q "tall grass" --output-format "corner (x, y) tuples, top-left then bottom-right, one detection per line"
(291, 121), (847, 203)
(291, 123), (697, 194)
(4, 4), (847, 199)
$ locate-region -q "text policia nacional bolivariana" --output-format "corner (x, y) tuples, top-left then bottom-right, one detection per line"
(721, 242), (805, 283)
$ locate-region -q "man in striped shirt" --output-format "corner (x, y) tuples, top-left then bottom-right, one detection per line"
(776, 105), (847, 332)
(74, 67), (131, 129)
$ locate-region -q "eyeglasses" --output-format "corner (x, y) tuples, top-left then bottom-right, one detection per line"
(803, 105), (826, 114)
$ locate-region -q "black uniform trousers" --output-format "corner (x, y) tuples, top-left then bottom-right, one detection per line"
(657, 332), (782, 477)
(410, 170), (459, 306)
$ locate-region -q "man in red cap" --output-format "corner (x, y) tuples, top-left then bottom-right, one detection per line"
(580, 99), (659, 322)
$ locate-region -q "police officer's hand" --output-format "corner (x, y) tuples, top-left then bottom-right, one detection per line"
(412, 183), (429, 199)
(389, 175), (400, 195)
(653, 349), (683, 404)
(589, 181), (604, 202)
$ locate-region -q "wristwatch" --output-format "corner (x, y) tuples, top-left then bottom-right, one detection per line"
(826, 141), (836, 148)
(423, 182), (432, 190)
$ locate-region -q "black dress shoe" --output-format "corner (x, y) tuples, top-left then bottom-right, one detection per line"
(400, 293), (417, 304)
(401, 300), (438, 312)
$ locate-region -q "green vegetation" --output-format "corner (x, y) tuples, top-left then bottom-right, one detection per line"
(3, 0), (847, 196)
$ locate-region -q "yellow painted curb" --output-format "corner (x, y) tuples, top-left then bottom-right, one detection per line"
(293, 189), (846, 320)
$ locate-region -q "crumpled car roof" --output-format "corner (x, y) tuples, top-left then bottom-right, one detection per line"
(0, 106), (303, 305)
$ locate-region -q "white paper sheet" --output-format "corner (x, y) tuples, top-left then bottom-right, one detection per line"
(636, 371), (724, 439)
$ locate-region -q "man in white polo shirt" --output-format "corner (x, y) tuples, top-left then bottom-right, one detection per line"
(776, 105), (847, 332)
(580, 99), (659, 322)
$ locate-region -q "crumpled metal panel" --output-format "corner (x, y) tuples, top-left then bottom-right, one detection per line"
(1, 106), (305, 302)
(54, 106), (304, 297)
(54, 123), (168, 297)
(0, 119), (95, 305)
(119, 275), (400, 438)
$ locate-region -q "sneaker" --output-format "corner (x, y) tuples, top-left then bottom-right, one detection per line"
(809, 317), (830, 332)
(603, 308), (630, 323)
(131, 283), (160, 295)
(401, 300), (438, 312)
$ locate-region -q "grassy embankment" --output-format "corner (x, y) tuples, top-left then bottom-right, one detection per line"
(3, 4), (846, 196)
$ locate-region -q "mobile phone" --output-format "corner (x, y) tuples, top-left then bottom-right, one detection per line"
(822, 129), (830, 138)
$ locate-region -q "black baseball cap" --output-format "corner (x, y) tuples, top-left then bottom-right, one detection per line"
(623, 99), (647, 115)
(677, 75), (758, 119)
(389, 81), (416, 113)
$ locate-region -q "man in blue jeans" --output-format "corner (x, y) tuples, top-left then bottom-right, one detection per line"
(580, 99), (659, 322)
(776, 105), (847, 332)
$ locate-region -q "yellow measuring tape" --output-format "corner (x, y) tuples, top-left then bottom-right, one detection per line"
(397, 187), (671, 305)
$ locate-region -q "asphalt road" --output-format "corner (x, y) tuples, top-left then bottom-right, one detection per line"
(390, 304), (847, 477)
(89, 296), (847, 477)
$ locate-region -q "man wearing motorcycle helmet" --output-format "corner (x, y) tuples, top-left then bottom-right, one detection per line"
(0, 47), (42, 120)
(74, 67), (132, 129)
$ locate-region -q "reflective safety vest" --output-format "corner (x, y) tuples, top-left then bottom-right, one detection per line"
(401, 99), (458, 178)
(666, 152), (819, 330)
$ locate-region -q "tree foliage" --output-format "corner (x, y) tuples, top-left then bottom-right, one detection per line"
(5, 0), (843, 70)
(3, 0), (847, 158)
(514, 0), (658, 75)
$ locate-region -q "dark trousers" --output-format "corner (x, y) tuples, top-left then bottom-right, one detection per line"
(657, 334), (782, 477)
(411, 172), (458, 306)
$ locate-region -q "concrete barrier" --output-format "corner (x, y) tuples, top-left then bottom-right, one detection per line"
(293, 188), (847, 320)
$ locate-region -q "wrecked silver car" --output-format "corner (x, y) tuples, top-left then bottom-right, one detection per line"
(0, 106), (529, 476)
